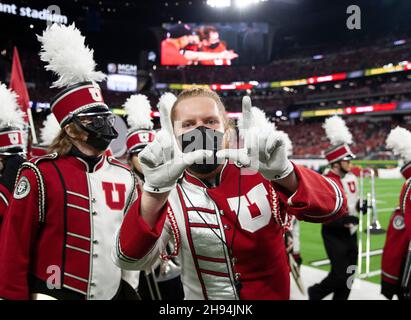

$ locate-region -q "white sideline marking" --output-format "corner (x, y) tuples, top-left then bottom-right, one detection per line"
(377, 193), (401, 198)
(358, 270), (381, 279)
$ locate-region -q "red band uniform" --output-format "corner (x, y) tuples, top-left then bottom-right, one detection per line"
(381, 128), (411, 300)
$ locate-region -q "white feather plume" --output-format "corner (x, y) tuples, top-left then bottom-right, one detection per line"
(386, 126), (411, 162)
(124, 94), (153, 130)
(323, 115), (352, 145)
(0, 83), (25, 128)
(38, 23), (106, 88)
(40, 114), (60, 146)
(158, 92), (177, 114)
(277, 130), (293, 156)
(238, 107), (276, 138)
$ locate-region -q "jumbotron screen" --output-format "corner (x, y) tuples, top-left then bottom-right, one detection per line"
(160, 22), (269, 66)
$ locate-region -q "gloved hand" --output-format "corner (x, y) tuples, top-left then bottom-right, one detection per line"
(0, 155), (25, 193)
(139, 103), (213, 194)
(381, 280), (399, 300)
(217, 96), (294, 180)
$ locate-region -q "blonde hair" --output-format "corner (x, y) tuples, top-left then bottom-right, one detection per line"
(48, 122), (84, 156)
(171, 87), (233, 131)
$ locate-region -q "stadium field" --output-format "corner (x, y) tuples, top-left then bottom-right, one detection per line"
(300, 177), (404, 285)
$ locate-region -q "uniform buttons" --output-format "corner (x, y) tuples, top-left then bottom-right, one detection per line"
(92, 211), (97, 216)
(93, 253), (98, 258)
(90, 294), (94, 299)
(223, 224), (231, 230)
(220, 210), (224, 216)
(92, 198), (96, 203)
(90, 282), (96, 287)
(93, 240), (99, 245)
(235, 273), (241, 280)
(232, 258), (238, 265)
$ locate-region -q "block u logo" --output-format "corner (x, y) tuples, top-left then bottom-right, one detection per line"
(101, 182), (126, 210)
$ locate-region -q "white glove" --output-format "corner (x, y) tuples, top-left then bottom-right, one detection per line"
(139, 101), (212, 193)
(216, 96), (294, 181)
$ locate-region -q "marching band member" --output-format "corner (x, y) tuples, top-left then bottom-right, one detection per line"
(123, 93), (184, 300)
(381, 127), (411, 300)
(0, 24), (138, 300)
(0, 83), (26, 229)
(308, 115), (359, 300)
(124, 94), (157, 183)
(113, 87), (347, 300)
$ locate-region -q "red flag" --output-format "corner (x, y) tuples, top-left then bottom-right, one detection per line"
(9, 47), (30, 123)
(9, 46), (38, 145)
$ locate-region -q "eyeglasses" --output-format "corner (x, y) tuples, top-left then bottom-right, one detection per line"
(77, 113), (116, 129)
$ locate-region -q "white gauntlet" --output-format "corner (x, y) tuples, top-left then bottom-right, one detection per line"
(139, 111), (212, 194)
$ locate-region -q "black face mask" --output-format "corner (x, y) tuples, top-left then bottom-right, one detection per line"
(73, 114), (119, 152)
(178, 126), (224, 174)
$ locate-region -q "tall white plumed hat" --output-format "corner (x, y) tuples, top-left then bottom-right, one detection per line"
(38, 23), (109, 127)
(386, 126), (411, 178)
(124, 94), (156, 154)
(0, 83), (25, 155)
(323, 115), (355, 163)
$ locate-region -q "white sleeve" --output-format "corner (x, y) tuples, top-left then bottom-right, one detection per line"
(112, 219), (172, 272)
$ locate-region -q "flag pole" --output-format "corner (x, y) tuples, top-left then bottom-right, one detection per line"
(9, 47), (38, 145)
(27, 107), (38, 144)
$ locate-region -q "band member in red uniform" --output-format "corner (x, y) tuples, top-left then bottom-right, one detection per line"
(113, 87), (346, 300)
(124, 93), (184, 300)
(308, 116), (359, 300)
(124, 94), (157, 182)
(0, 83), (26, 229)
(381, 127), (411, 300)
(0, 24), (139, 300)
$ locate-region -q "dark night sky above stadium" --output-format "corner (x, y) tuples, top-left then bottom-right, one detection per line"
(1, 0), (411, 65)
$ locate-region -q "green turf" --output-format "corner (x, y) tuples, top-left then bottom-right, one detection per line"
(300, 177), (404, 285)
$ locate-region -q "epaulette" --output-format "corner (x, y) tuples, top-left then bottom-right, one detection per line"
(107, 156), (131, 171)
(14, 153), (58, 223)
(400, 179), (411, 216)
(29, 152), (59, 165)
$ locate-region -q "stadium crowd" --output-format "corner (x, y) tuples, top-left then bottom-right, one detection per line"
(2, 33), (411, 160)
(278, 118), (411, 158)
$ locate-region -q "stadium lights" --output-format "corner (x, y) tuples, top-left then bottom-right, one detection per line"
(393, 39), (406, 46)
(235, 0), (269, 8)
(206, 0), (231, 8)
(207, 0), (268, 8)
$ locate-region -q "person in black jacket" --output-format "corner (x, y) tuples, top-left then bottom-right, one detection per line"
(308, 116), (359, 300)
